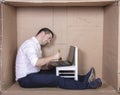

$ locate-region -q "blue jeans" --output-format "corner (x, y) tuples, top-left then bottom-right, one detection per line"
(18, 68), (88, 89)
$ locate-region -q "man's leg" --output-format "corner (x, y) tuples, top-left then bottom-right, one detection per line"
(78, 75), (85, 82)
(18, 67), (102, 89)
(58, 77), (88, 89)
(78, 67), (95, 83)
(18, 72), (88, 89)
(18, 73), (58, 88)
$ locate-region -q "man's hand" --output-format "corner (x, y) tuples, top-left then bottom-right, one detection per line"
(35, 51), (61, 67)
(52, 52), (61, 61)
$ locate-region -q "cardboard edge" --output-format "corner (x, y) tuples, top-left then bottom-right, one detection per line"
(1, 0), (116, 7)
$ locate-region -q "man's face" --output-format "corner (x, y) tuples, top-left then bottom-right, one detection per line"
(41, 33), (53, 46)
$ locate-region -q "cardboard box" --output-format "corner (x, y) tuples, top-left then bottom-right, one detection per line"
(0, 0), (120, 94)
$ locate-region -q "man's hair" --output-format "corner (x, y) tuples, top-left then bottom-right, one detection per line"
(36, 28), (54, 38)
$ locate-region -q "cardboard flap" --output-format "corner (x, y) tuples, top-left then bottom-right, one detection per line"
(2, 0), (116, 7)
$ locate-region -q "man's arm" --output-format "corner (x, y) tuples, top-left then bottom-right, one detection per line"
(35, 52), (60, 67)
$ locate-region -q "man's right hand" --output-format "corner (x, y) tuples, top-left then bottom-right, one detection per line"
(52, 52), (61, 60)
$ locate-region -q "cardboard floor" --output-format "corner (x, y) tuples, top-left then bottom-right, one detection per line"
(1, 81), (119, 95)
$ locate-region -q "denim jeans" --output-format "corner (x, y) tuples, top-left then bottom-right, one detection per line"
(18, 68), (88, 89)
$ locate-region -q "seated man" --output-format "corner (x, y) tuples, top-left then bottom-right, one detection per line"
(16, 27), (102, 89)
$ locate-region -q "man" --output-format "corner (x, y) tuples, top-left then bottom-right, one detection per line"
(16, 27), (102, 89)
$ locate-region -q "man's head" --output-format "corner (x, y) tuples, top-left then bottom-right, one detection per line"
(35, 28), (54, 46)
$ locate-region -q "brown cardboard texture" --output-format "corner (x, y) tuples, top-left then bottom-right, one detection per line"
(2, 0), (115, 6)
(0, 0), (120, 95)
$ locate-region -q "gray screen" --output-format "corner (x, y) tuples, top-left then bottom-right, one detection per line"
(67, 46), (75, 64)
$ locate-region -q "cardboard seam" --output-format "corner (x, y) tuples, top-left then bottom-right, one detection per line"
(1, 0), (116, 4)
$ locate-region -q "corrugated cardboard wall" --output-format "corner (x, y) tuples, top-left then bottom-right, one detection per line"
(103, 3), (119, 90)
(2, 0), (116, 7)
(17, 7), (103, 77)
(1, 1), (119, 91)
(0, 2), (2, 92)
(1, 4), (17, 90)
(118, 2), (120, 91)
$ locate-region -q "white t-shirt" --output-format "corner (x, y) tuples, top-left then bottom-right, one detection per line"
(15, 37), (42, 81)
